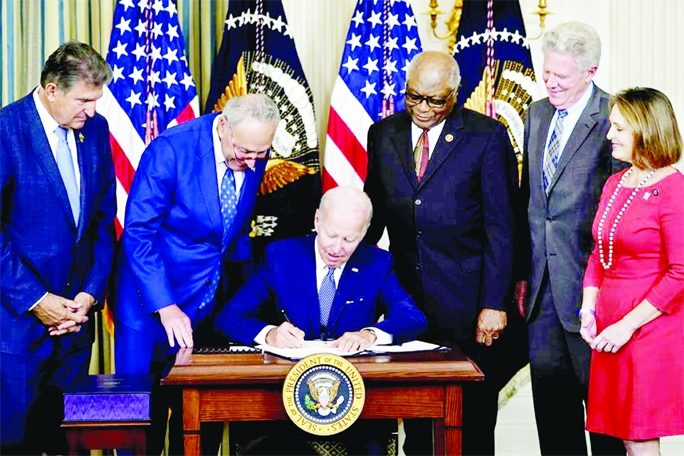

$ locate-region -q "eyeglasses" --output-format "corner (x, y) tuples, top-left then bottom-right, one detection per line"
(229, 127), (270, 161)
(404, 89), (455, 109)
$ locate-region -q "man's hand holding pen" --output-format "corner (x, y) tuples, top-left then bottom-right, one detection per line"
(265, 321), (305, 348)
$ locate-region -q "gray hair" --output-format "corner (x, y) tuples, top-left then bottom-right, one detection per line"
(319, 186), (373, 230)
(542, 22), (601, 72)
(41, 41), (112, 92)
(221, 93), (280, 127)
(407, 51), (461, 92)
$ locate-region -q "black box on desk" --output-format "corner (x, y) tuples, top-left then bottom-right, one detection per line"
(63, 374), (154, 422)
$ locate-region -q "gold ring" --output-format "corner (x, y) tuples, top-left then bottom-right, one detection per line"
(492, 335), (499, 340)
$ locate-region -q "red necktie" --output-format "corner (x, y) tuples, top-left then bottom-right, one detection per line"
(414, 128), (429, 182)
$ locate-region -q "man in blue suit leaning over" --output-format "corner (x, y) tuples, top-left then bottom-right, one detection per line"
(0, 41), (117, 454)
(113, 93), (279, 454)
(215, 186), (427, 454)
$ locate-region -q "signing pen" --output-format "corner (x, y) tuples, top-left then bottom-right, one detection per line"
(281, 309), (291, 323)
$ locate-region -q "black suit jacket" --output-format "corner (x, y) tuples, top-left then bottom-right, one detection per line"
(364, 107), (518, 339)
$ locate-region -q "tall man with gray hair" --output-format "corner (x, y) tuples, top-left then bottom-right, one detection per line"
(515, 22), (626, 455)
(1, 41), (116, 454)
(113, 93), (279, 454)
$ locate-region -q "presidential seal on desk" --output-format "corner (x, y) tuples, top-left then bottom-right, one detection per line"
(282, 354), (365, 436)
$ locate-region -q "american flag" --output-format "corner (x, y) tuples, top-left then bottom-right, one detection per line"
(322, 0), (422, 191)
(97, 0), (199, 234)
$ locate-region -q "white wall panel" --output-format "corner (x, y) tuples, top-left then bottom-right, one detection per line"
(282, 0), (357, 157)
(609, 0), (684, 130)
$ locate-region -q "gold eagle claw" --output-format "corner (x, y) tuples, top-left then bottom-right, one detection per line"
(260, 159), (317, 195)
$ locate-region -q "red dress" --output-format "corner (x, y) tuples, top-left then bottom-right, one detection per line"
(583, 169), (684, 440)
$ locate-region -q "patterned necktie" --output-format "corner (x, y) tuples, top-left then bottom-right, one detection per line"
(54, 126), (80, 225)
(219, 168), (238, 238)
(198, 167), (238, 321)
(542, 109), (568, 193)
(319, 267), (337, 328)
(414, 128), (429, 182)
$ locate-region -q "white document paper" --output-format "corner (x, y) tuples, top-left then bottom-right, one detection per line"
(365, 340), (442, 354)
(255, 339), (444, 360)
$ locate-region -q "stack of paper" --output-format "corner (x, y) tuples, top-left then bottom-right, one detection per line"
(255, 340), (446, 361)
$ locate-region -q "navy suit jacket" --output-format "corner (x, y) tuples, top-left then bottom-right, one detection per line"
(364, 108), (518, 339)
(0, 93), (117, 356)
(215, 235), (427, 345)
(516, 86), (624, 330)
(114, 113), (266, 340)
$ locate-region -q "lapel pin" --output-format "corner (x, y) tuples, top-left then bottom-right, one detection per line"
(652, 188), (660, 196)
(78, 133), (85, 143)
(445, 133), (454, 143)
(643, 192), (651, 200)
(351, 267), (358, 273)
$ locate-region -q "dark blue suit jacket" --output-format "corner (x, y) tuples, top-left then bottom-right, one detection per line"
(114, 113), (266, 341)
(364, 108), (518, 339)
(0, 93), (117, 357)
(215, 235), (427, 345)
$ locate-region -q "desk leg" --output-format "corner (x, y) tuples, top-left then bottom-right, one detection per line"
(443, 384), (463, 456)
(434, 419), (445, 455)
(183, 388), (201, 456)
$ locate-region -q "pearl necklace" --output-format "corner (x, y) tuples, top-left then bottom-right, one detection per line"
(597, 168), (655, 269)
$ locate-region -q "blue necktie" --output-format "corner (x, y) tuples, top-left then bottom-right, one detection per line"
(319, 267), (337, 328)
(54, 126), (80, 225)
(198, 167), (238, 321)
(542, 109), (568, 193)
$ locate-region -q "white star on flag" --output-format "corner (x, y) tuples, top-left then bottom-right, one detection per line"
(323, 0), (422, 192)
(97, 0), (199, 234)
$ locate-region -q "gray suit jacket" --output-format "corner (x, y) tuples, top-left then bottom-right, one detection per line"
(516, 85), (624, 331)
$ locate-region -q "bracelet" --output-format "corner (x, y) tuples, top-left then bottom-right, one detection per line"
(578, 308), (596, 318)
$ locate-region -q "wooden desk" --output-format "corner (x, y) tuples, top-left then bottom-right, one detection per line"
(161, 347), (483, 455)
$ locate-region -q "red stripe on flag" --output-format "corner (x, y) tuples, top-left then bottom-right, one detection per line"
(115, 218), (123, 240)
(109, 133), (135, 193)
(322, 168), (339, 193)
(175, 103), (196, 125)
(327, 107), (368, 181)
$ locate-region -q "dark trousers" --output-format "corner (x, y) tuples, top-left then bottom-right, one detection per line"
(1, 334), (92, 455)
(528, 273), (625, 456)
(404, 317), (529, 456)
(115, 323), (223, 455)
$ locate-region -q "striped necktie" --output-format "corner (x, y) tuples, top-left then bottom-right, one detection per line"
(542, 109), (568, 193)
(414, 128), (429, 182)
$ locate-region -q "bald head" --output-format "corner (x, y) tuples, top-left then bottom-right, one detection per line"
(405, 51), (461, 129)
(315, 187), (373, 268)
(318, 186), (373, 229)
(407, 51), (461, 91)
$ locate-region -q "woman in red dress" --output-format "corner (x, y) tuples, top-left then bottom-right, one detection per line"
(580, 87), (684, 456)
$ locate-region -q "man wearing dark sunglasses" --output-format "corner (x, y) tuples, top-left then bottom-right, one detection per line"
(113, 93), (279, 454)
(364, 50), (519, 456)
